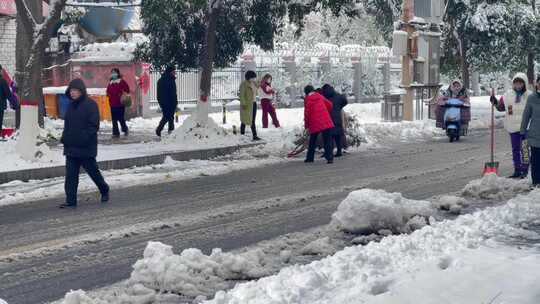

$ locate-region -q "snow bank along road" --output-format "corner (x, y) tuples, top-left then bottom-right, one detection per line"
(0, 129), (512, 304)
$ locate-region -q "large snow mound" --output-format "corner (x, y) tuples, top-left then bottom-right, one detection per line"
(164, 115), (245, 149)
(208, 190), (540, 304)
(128, 242), (270, 297)
(462, 173), (530, 200)
(330, 189), (435, 234)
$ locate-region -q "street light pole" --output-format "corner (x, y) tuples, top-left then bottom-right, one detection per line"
(401, 0), (415, 121)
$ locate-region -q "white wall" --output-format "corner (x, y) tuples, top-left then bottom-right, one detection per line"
(0, 16), (16, 74)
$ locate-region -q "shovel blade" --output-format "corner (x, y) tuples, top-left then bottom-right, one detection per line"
(483, 162), (500, 176)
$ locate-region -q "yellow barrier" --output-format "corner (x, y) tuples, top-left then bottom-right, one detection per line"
(44, 94), (59, 119)
(90, 95), (112, 121)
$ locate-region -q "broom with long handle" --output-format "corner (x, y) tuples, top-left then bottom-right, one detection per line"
(483, 87), (500, 176)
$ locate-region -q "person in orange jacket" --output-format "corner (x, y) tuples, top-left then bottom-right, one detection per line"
(304, 85), (335, 164)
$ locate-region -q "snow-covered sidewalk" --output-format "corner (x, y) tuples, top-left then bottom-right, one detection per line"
(208, 192), (540, 304)
(51, 175), (540, 304)
(0, 96), (496, 174)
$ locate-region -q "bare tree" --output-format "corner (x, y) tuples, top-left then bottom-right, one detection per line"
(14, 0), (68, 127)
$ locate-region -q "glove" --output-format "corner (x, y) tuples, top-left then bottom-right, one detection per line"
(521, 133), (527, 141)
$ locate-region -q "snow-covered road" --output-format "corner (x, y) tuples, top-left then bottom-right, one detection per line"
(0, 126), (515, 304)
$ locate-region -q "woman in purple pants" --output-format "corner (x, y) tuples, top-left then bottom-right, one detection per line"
(491, 73), (531, 179)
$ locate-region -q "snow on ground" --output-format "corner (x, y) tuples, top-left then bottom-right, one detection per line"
(52, 175), (538, 304)
(0, 153), (280, 207)
(330, 189), (435, 234)
(0, 97), (497, 174)
(208, 190), (540, 304)
(462, 172), (530, 200)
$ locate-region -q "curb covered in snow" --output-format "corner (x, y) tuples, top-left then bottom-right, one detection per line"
(0, 142), (263, 184)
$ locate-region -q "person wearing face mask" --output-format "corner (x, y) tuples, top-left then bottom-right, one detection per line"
(521, 75), (540, 187)
(106, 68), (130, 138)
(239, 70), (261, 141)
(259, 73), (280, 129)
(491, 73), (531, 179)
(60, 79), (109, 208)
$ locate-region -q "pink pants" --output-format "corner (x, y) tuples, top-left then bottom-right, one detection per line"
(261, 99), (280, 128)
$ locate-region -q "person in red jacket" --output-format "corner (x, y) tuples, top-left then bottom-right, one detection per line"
(106, 68), (130, 138)
(304, 85), (335, 164)
(259, 74), (280, 128)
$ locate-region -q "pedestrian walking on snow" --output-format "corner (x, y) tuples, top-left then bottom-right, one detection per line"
(304, 85), (335, 164)
(491, 73), (531, 179)
(521, 75), (540, 187)
(156, 66), (178, 137)
(322, 84), (348, 157)
(259, 74), (280, 128)
(0, 65), (12, 133)
(106, 68), (130, 138)
(60, 79), (109, 208)
(239, 70), (261, 141)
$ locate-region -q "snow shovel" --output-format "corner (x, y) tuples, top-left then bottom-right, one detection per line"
(483, 88), (499, 176)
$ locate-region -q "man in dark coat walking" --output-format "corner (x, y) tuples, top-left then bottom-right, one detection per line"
(156, 66), (178, 137)
(0, 65), (12, 132)
(322, 84), (348, 157)
(60, 79), (109, 208)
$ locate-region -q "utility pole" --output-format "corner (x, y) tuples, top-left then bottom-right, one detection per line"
(401, 0), (415, 121)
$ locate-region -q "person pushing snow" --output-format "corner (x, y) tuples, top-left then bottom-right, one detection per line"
(491, 73), (531, 179)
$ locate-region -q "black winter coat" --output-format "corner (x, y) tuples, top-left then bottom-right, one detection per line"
(157, 74), (178, 116)
(322, 87), (348, 130)
(0, 77), (11, 111)
(61, 94), (100, 158)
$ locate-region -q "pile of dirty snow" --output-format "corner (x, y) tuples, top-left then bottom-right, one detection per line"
(208, 190), (540, 304)
(129, 242), (270, 297)
(462, 173), (530, 200)
(330, 189), (435, 234)
(164, 115), (246, 149)
(57, 242), (272, 303)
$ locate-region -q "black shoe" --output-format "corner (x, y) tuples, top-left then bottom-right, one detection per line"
(304, 159), (314, 163)
(124, 130), (129, 136)
(59, 203), (77, 209)
(155, 129), (161, 137)
(101, 192), (109, 203)
(327, 159), (334, 164)
(112, 134), (120, 139)
(335, 153), (343, 157)
(519, 171), (529, 179)
(253, 137), (262, 141)
(508, 171), (521, 179)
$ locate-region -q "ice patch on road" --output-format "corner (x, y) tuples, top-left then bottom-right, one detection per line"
(462, 173), (530, 200)
(330, 189), (435, 234)
(208, 190), (540, 304)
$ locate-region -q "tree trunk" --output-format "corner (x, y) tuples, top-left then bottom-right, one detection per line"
(528, 51), (535, 88)
(196, 0), (222, 126)
(15, 0), (44, 127)
(459, 38), (470, 90)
